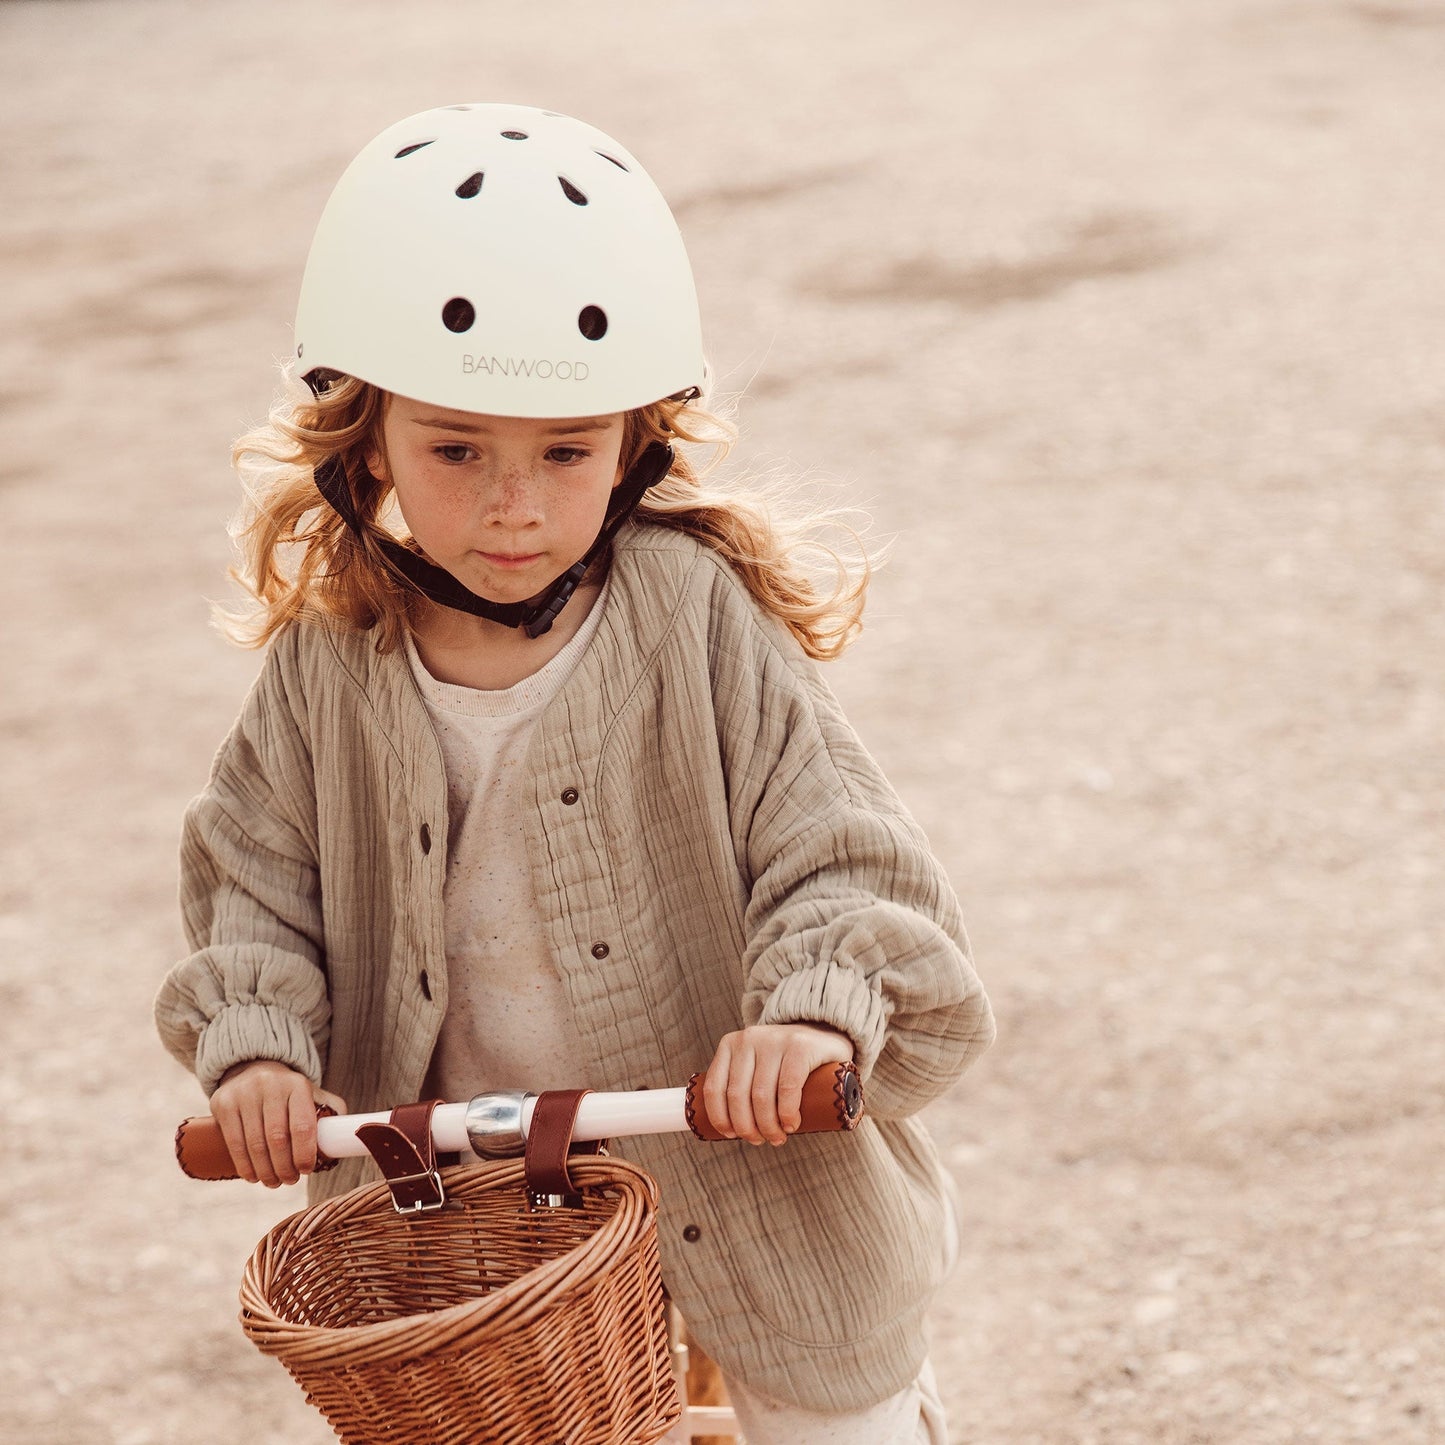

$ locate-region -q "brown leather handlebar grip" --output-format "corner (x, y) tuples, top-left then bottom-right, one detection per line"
(174, 1105), (338, 1181)
(684, 1060), (864, 1141)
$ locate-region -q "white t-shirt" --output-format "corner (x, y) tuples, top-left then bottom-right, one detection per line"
(405, 583), (610, 1104)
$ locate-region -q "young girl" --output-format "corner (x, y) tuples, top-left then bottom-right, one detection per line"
(155, 103), (994, 1444)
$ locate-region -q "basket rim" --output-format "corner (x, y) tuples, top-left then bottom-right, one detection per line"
(240, 1155), (660, 1367)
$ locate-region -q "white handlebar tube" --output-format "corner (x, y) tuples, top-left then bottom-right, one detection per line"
(316, 1087), (691, 1162)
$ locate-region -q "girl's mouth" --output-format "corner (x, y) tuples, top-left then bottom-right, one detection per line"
(475, 552), (543, 570)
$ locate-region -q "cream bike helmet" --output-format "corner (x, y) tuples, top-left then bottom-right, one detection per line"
(294, 103), (705, 635)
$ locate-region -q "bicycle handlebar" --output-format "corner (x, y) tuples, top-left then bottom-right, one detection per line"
(175, 1062), (864, 1182)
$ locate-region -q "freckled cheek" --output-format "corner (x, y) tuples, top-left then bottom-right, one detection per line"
(433, 481), (481, 523)
(395, 479), (472, 542)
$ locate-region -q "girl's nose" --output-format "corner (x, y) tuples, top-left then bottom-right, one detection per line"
(478, 467), (543, 528)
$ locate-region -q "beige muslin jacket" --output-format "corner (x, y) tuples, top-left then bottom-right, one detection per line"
(156, 523), (994, 1411)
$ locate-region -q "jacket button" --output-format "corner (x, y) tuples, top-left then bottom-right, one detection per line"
(419, 823), (432, 854)
(560, 787), (579, 806)
(682, 1224), (702, 1243)
(590, 942), (610, 960)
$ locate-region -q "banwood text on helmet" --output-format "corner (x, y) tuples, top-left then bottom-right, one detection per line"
(294, 103), (704, 417)
(295, 103), (704, 636)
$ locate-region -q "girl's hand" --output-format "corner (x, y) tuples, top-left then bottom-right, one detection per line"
(701, 1023), (854, 1147)
(210, 1061), (347, 1188)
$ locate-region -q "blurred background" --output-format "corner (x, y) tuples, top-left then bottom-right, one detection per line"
(1, 2), (1441, 1441)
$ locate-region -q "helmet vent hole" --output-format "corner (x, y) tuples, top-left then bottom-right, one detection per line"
(595, 151), (629, 172)
(559, 177), (588, 206)
(501, 130), (529, 140)
(578, 306), (608, 341)
(442, 297), (476, 333)
(394, 141), (435, 159)
(455, 172), (485, 199)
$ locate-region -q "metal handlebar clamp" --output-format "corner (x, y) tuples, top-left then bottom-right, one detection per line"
(464, 1090), (535, 1159)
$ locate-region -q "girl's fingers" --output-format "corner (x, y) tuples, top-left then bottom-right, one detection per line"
(215, 1102), (258, 1184)
(240, 1102), (279, 1187)
(259, 1090), (298, 1187)
(725, 1048), (762, 1145)
(702, 1024), (856, 1147)
(701, 1038), (738, 1139)
(749, 1052), (787, 1146)
(288, 1086), (318, 1174)
(776, 1052), (813, 1137)
(211, 1062), (331, 1187)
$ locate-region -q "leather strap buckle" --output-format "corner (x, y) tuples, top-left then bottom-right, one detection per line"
(357, 1099), (447, 1215)
(385, 1166), (447, 1215)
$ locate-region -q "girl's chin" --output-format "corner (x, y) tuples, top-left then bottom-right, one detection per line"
(454, 554), (551, 600)
(429, 551), (590, 609)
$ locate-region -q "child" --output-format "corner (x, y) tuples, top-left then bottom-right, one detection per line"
(155, 103), (994, 1444)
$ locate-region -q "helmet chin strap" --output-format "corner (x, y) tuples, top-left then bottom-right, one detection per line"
(312, 440), (674, 638)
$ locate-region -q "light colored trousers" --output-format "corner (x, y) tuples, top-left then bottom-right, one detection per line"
(723, 1358), (948, 1444)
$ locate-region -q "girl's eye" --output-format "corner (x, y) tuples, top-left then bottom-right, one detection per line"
(435, 443), (474, 464)
(547, 445), (590, 465)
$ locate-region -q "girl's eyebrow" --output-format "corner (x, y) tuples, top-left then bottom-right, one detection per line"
(410, 416), (613, 435)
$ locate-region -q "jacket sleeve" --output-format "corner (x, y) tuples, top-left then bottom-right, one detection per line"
(712, 577), (995, 1120)
(154, 630), (331, 1095)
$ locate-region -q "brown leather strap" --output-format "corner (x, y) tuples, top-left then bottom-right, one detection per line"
(357, 1099), (446, 1213)
(523, 1089), (602, 1206)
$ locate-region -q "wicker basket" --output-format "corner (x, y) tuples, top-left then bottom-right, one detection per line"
(239, 1155), (680, 1444)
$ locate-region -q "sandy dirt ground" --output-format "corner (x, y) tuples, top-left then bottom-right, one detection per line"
(1, 2), (1441, 1441)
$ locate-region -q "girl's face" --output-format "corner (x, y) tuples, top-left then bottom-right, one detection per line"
(368, 394), (626, 606)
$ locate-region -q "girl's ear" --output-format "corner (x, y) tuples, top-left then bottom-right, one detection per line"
(364, 441), (389, 483)
(613, 412), (637, 490)
(365, 396), (393, 482)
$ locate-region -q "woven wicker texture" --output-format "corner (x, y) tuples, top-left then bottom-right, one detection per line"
(239, 1156), (679, 1444)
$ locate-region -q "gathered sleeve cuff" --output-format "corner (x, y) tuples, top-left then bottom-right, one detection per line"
(753, 959), (891, 1076)
(156, 941), (331, 1094)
